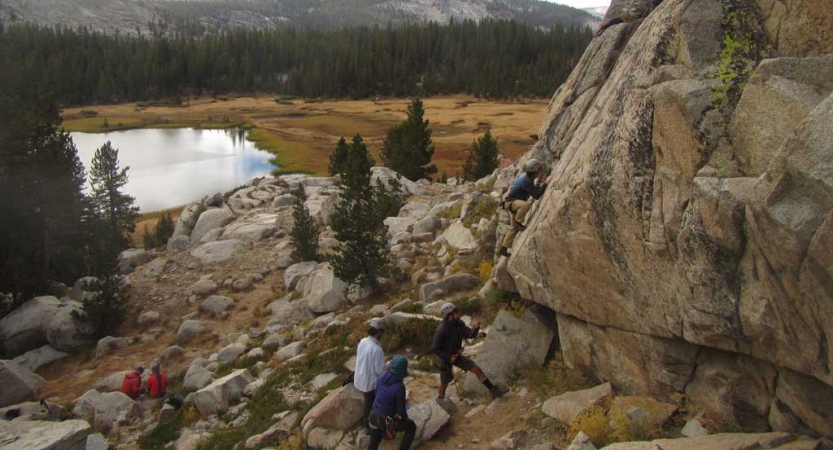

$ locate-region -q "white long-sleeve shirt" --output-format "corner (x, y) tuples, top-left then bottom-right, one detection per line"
(354, 336), (384, 393)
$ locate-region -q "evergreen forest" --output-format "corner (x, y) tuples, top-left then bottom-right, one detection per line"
(0, 19), (593, 104)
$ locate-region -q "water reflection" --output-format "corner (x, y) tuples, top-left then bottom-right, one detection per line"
(71, 128), (275, 212)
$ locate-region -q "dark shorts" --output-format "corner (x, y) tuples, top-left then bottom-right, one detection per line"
(439, 355), (476, 384)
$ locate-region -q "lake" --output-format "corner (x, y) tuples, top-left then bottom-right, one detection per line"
(71, 128), (275, 212)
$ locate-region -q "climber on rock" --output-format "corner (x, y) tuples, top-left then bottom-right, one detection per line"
(355, 317), (386, 430)
(433, 303), (507, 399)
(498, 158), (550, 258)
(367, 355), (417, 450)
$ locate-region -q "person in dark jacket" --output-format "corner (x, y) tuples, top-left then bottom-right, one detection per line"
(121, 365), (144, 399)
(433, 303), (507, 399)
(368, 355), (416, 450)
(498, 158), (549, 257)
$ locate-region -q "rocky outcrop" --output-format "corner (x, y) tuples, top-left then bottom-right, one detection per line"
(0, 296), (61, 356)
(409, 400), (452, 446)
(190, 239), (248, 264)
(302, 265), (348, 314)
(0, 419), (91, 450)
(190, 207), (235, 244)
(192, 369), (254, 417)
(117, 248), (152, 274)
(72, 390), (140, 431)
(498, 0), (833, 437)
(0, 360), (46, 407)
(420, 273), (480, 302)
(602, 432), (821, 450)
(542, 383), (613, 424)
(300, 384), (364, 438)
(463, 306), (557, 395)
(11, 345), (69, 372)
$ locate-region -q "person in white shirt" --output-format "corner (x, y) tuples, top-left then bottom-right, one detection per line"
(354, 317), (386, 430)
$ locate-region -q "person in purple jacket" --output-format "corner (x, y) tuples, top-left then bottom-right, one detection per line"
(367, 355), (416, 450)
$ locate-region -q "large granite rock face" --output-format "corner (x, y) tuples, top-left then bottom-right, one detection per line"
(0, 419), (91, 450)
(0, 360), (46, 407)
(497, 0), (833, 437)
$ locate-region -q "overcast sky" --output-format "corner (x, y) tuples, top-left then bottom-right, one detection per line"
(549, 0), (611, 8)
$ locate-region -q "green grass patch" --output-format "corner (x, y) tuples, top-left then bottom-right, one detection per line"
(197, 372), (294, 450)
(62, 116), (144, 132)
(138, 409), (185, 449)
(383, 319), (437, 355)
(396, 302), (425, 314)
(245, 127), (321, 175)
(463, 196), (498, 228)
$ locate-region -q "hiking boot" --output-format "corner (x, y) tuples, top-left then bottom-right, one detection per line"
(498, 247), (510, 258)
(491, 385), (509, 398)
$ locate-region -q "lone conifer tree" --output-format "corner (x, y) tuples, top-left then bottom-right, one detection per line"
(328, 137), (349, 176)
(290, 185), (320, 262)
(89, 141), (139, 257)
(463, 130), (500, 181)
(380, 98), (437, 181)
(329, 135), (388, 289)
(154, 213), (175, 247)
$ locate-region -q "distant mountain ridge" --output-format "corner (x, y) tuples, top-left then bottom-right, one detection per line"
(582, 5), (608, 19)
(0, 0), (599, 34)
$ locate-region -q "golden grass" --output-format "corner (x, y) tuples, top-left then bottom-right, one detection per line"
(62, 95), (547, 177)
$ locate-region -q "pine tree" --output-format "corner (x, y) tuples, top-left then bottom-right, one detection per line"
(290, 185), (320, 262)
(0, 63), (88, 312)
(89, 141), (139, 262)
(380, 98), (438, 181)
(462, 129), (500, 181)
(154, 213), (175, 247)
(142, 224), (156, 250)
(72, 275), (129, 339)
(329, 135), (389, 290)
(328, 137), (349, 176)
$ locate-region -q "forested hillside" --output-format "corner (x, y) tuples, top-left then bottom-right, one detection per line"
(0, 0), (597, 34)
(0, 19), (592, 104)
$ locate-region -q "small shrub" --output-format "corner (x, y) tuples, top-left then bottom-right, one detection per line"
(569, 403), (612, 447)
(520, 353), (590, 399)
(142, 224), (156, 250)
(383, 319), (437, 355)
(397, 302), (425, 314)
(138, 408), (185, 449)
(436, 203), (462, 221)
(80, 109), (98, 117)
(463, 196), (498, 228)
(477, 260), (493, 280)
(454, 296), (483, 316)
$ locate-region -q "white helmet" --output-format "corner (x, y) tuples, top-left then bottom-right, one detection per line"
(524, 159), (542, 173)
(441, 303), (457, 317)
(370, 318), (385, 330)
